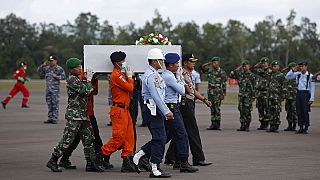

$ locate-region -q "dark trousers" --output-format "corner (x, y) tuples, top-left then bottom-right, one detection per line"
(141, 107), (167, 164)
(165, 105), (189, 159)
(165, 99), (205, 163)
(296, 91), (311, 127)
(62, 115), (103, 158)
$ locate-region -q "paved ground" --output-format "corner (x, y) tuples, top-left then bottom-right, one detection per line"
(0, 89), (320, 180)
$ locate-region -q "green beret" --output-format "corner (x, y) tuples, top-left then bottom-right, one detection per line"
(66, 58), (81, 69)
(260, 57), (269, 63)
(211, 56), (220, 62)
(271, 60), (279, 66)
(288, 62), (296, 67)
(241, 60), (250, 65)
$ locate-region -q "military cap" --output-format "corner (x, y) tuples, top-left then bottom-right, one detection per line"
(110, 51), (126, 63)
(271, 60), (279, 66)
(288, 62), (296, 67)
(49, 55), (58, 61)
(260, 57), (269, 63)
(298, 60), (308, 66)
(66, 58), (81, 69)
(182, 53), (198, 62)
(241, 60), (250, 65)
(211, 56), (221, 62)
(165, 53), (180, 64)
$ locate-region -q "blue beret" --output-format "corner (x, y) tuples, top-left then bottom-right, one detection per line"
(165, 53), (180, 64)
(298, 60), (308, 66)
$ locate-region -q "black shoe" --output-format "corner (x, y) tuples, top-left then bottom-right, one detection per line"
(128, 154), (141, 174)
(1, 101), (6, 109)
(21, 105), (30, 108)
(193, 161), (212, 166)
(164, 159), (175, 165)
(121, 156), (136, 173)
(47, 156), (62, 172)
(44, 120), (53, 124)
(149, 171), (171, 178)
(59, 159), (77, 169)
(207, 126), (221, 130)
(180, 162), (198, 173)
(85, 161), (105, 172)
(295, 126), (304, 134)
(107, 121), (112, 126)
(237, 126), (245, 131)
(173, 160), (181, 170)
(138, 155), (151, 172)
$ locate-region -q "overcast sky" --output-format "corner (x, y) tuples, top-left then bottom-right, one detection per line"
(1, 0), (319, 30)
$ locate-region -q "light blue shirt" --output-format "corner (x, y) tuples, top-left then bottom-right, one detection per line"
(161, 70), (185, 103)
(192, 70), (201, 85)
(286, 70), (315, 101)
(142, 65), (170, 115)
(317, 76), (320, 81)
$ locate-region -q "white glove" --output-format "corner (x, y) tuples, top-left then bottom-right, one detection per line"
(176, 67), (185, 83)
(125, 65), (133, 78)
(86, 68), (95, 82)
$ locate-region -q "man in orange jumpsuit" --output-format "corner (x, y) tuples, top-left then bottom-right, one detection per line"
(101, 51), (136, 172)
(2, 62), (30, 109)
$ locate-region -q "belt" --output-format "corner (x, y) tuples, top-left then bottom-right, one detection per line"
(166, 103), (178, 109)
(297, 90), (310, 93)
(112, 102), (128, 109)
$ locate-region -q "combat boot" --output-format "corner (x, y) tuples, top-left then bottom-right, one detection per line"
(85, 153), (105, 172)
(59, 157), (76, 169)
(216, 121), (221, 130)
(101, 154), (113, 169)
(179, 159), (198, 173)
(284, 123), (292, 131)
(121, 156), (136, 172)
(173, 160), (181, 170)
(138, 155), (151, 172)
(237, 123), (245, 131)
(46, 155), (62, 172)
(206, 121), (215, 130)
(303, 126), (309, 134)
(257, 121), (268, 130)
(266, 125), (275, 132)
(273, 124), (279, 133)
(292, 123), (297, 131)
(295, 126), (304, 134)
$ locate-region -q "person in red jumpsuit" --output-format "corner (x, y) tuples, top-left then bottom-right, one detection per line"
(2, 62), (30, 109)
(101, 51), (136, 172)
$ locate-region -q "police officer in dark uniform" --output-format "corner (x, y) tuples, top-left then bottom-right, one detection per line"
(286, 61), (315, 134)
(162, 53), (198, 173)
(131, 48), (173, 178)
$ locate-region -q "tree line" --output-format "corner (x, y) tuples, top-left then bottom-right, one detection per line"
(0, 9), (319, 79)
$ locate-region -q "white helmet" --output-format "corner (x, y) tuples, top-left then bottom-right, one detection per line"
(147, 48), (165, 60)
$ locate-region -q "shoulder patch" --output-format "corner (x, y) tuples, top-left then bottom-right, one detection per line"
(119, 75), (126, 82)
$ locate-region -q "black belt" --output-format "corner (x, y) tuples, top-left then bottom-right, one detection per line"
(112, 102), (128, 109)
(166, 103), (178, 109)
(297, 90), (310, 93)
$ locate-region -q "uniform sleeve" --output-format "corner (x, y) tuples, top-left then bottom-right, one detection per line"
(285, 70), (299, 80)
(111, 73), (134, 93)
(164, 74), (185, 95)
(147, 74), (170, 115)
(55, 67), (66, 80)
(37, 64), (47, 79)
(310, 74), (315, 101)
(281, 74), (288, 99)
(67, 77), (93, 97)
(221, 70), (228, 96)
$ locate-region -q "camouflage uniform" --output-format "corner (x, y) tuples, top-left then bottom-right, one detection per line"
(230, 67), (256, 131)
(37, 64), (65, 122)
(203, 65), (227, 129)
(268, 70), (287, 132)
(284, 73), (298, 131)
(51, 75), (95, 159)
(253, 66), (272, 130)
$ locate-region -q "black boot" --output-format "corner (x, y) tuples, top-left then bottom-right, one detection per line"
(292, 123), (297, 131)
(47, 155), (62, 172)
(303, 126), (309, 134)
(244, 122), (250, 132)
(237, 123), (245, 131)
(173, 160), (181, 170)
(86, 153), (105, 172)
(121, 156), (136, 172)
(257, 121), (267, 130)
(102, 154), (113, 169)
(295, 126), (304, 134)
(216, 121), (221, 130)
(179, 158), (198, 173)
(284, 123), (292, 131)
(266, 125), (275, 132)
(59, 156), (77, 169)
(273, 124), (279, 133)
(206, 121), (215, 130)
(138, 155), (151, 172)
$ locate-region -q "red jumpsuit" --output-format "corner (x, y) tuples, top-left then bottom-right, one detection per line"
(3, 67), (30, 107)
(101, 68), (134, 157)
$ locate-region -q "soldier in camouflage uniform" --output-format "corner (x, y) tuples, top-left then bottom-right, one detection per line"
(202, 56), (227, 130)
(282, 62), (298, 131)
(46, 58), (104, 172)
(267, 60), (287, 133)
(229, 60), (256, 132)
(252, 57), (272, 130)
(38, 55), (66, 124)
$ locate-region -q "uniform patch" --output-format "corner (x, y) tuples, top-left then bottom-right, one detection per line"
(119, 75), (126, 82)
(153, 75), (160, 88)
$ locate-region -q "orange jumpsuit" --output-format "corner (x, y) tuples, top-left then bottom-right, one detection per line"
(3, 67), (30, 106)
(101, 68), (134, 157)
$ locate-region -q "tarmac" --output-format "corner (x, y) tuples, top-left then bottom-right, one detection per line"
(0, 89), (320, 180)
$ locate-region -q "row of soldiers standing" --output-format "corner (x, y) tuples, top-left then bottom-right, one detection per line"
(201, 56), (311, 133)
